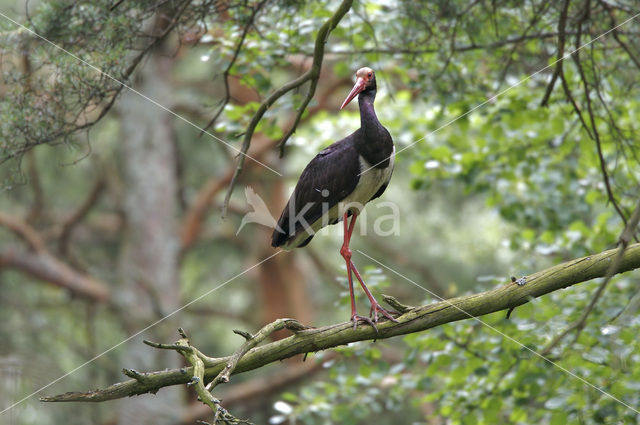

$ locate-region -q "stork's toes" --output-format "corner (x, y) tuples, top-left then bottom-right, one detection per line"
(370, 303), (400, 324)
(351, 304), (399, 331)
(351, 314), (378, 332)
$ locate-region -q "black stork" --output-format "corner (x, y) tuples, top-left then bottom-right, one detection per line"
(271, 67), (398, 329)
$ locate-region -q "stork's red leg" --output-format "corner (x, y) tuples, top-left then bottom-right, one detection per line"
(341, 211), (357, 319)
(349, 260), (398, 324)
(340, 211), (396, 330)
(341, 211), (375, 329)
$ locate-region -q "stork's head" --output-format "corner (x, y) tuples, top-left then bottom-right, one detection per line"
(340, 67), (376, 110)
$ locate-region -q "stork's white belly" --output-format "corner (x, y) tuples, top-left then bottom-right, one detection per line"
(284, 146), (395, 249)
(341, 146), (395, 209)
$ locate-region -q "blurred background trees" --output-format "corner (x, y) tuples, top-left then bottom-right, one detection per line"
(0, 0), (639, 424)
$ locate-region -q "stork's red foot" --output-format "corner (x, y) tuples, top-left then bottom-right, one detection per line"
(369, 302), (399, 324)
(351, 314), (377, 331)
(351, 305), (399, 332)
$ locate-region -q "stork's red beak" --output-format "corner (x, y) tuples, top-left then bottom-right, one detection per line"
(340, 77), (366, 110)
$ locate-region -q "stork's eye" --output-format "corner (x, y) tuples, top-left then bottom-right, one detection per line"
(368, 72), (373, 77)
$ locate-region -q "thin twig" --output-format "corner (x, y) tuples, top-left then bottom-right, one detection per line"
(441, 327), (488, 360)
(497, 0), (553, 89)
(597, 0), (640, 70)
(540, 0), (571, 106)
(559, 67), (593, 139)
(571, 3), (628, 226)
(318, 32), (577, 56)
(200, 0), (268, 134)
(180, 137), (278, 250)
(221, 0), (354, 218)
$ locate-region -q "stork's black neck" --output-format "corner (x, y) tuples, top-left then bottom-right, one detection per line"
(356, 88), (393, 168)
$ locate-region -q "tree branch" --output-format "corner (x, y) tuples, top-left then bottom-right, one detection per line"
(221, 0), (353, 218)
(0, 210), (46, 252)
(0, 210), (111, 302)
(0, 247), (111, 302)
(41, 242), (640, 403)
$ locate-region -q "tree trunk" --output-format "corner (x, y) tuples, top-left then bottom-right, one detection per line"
(115, 42), (181, 425)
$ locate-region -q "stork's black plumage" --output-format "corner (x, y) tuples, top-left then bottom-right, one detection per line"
(271, 67), (397, 328)
(271, 68), (393, 248)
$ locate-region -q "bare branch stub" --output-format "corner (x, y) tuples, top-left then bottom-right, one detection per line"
(122, 368), (151, 383)
(233, 329), (253, 341)
(382, 294), (415, 314)
(143, 339), (189, 352)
